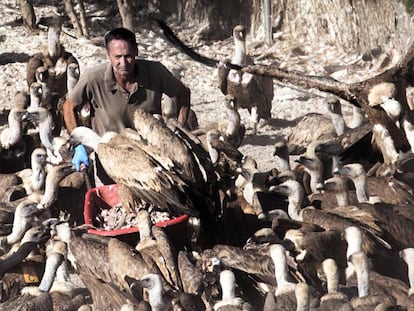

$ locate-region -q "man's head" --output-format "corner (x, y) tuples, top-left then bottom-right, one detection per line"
(104, 28), (138, 80)
(104, 28), (137, 50)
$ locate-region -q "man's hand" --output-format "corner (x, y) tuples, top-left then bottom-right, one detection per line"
(72, 144), (89, 171)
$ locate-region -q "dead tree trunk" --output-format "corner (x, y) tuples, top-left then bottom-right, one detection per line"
(77, 0), (89, 38)
(19, 0), (36, 32)
(149, 0), (412, 54)
(63, 0), (83, 38)
(243, 42), (414, 165)
(116, 0), (135, 32)
(243, 41), (414, 112)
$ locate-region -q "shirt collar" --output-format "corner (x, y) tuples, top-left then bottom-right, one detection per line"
(104, 62), (140, 92)
(104, 62), (118, 92)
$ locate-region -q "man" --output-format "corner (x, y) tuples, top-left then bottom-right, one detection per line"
(63, 27), (190, 183)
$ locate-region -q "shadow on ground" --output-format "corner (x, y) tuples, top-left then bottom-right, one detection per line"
(0, 52), (30, 65)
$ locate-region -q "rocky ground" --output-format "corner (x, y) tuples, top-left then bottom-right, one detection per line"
(0, 0), (411, 171)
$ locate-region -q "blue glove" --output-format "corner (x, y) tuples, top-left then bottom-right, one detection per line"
(72, 144), (89, 171)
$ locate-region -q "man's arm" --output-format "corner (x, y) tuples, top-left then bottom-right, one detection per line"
(175, 84), (190, 126)
(63, 98), (90, 171)
(62, 98), (79, 134)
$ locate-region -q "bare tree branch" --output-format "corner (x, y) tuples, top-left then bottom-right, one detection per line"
(63, 0), (83, 38)
(77, 0), (89, 38)
(19, 0), (36, 32)
(116, 0), (135, 32)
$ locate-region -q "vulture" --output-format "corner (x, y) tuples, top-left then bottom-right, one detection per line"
(294, 141), (325, 194)
(27, 106), (70, 164)
(0, 92), (30, 173)
(177, 250), (205, 296)
(217, 94), (246, 148)
(217, 25), (274, 135)
(29, 81), (43, 108)
(318, 173), (414, 252)
(68, 233), (145, 309)
(213, 269), (252, 310)
(0, 100), (29, 150)
(366, 82), (411, 167)
(287, 95), (345, 155)
(339, 82), (411, 174)
(161, 63), (199, 131)
(269, 178), (395, 259)
(26, 14), (79, 97)
(0, 226), (49, 303)
(0, 200), (41, 256)
(26, 14), (79, 136)
(130, 273), (175, 310)
(69, 109), (221, 246)
(2, 237), (88, 311)
(269, 244), (301, 311)
(15, 147), (48, 195)
(193, 94), (245, 149)
(317, 258), (351, 310)
(69, 126), (195, 215)
(130, 272), (206, 310)
(135, 209), (182, 290)
(347, 250), (410, 309)
(66, 62), (80, 94)
(339, 162), (414, 206)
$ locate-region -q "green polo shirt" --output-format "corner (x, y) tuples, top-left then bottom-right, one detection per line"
(69, 60), (182, 136)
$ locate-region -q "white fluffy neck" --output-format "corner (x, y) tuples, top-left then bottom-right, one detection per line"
(345, 226), (363, 259)
(335, 190), (349, 207)
(349, 106), (365, 129)
(351, 251), (370, 298)
(372, 123), (399, 165)
(136, 210), (152, 240)
(31, 155), (46, 192)
(220, 270), (237, 301)
(381, 98), (401, 126)
(233, 36), (247, 65)
(8, 109), (23, 130)
(147, 277), (166, 310)
(40, 174), (60, 208)
(322, 258), (339, 293)
(295, 283), (310, 311)
(72, 127), (102, 151)
(286, 181), (304, 221)
(306, 162), (323, 193)
(39, 251), (63, 292)
(270, 244), (290, 287)
(206, 131), (220, 164)
(403, 118), (414, 153)
(7, 204), (33, 244)
(276, 157), (291, 172)
(225, 107), (241, 137)
(331, 113), (346, 136)
(48, 27), (61, 59)
(67, 76), (78, 94)
(400, 248), (414, 295)
(353, 175), (370, 203)
(67, 66), (79, 94)
(38, 111), (55, 150)
(39, 165), (74, 208)
(6, 109), (24, 146)
(30, 90), (41, 108)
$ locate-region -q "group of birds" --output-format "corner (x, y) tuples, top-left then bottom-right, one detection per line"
(1, 12), (414, 310)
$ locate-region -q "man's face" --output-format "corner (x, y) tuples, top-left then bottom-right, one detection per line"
(106, 39), (137, 79)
